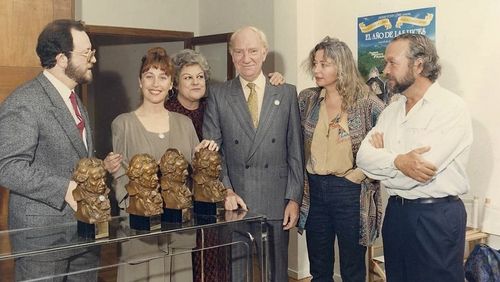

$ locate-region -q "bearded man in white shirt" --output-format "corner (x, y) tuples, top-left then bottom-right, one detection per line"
(356, 34), (472, 282)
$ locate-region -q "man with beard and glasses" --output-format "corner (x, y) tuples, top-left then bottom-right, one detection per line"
(0, 19), (99, 281)
(356, 34), (473, 282)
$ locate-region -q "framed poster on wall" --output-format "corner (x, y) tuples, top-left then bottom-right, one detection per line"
(357, 7), (435, 104)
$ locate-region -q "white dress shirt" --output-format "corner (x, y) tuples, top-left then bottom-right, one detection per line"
(356, 82), (472, 199)
(43, 70), (87, 149)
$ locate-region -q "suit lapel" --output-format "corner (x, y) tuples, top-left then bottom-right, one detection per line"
(37, 74), (88, 159)
(227, 78), (256, 140)
(247, 82), (280, 161)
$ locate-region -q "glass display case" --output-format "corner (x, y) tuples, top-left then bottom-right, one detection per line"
(0, 210), (267, 282)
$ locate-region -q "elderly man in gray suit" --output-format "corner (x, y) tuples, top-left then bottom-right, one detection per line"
(0, 19), (98, 280)
(203, 26), (304, 281)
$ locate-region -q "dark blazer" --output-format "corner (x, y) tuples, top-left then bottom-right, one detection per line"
(203, 77), (304, 220)
(0, 73), (93, 230)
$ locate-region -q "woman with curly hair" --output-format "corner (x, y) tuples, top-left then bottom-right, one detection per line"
(298, 37), (385, 282)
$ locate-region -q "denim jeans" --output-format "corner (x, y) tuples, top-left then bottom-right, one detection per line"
(305, 174), (366, 282)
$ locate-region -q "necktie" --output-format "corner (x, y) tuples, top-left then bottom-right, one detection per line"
(69, 91), (85, 137)
(246, 82), (259, 128)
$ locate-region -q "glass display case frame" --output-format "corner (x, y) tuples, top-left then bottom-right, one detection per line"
(0, 210), (267, 282)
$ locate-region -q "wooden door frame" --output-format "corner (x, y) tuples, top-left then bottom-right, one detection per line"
(82, 25), (194, 105)
(185, 33), (235, 80)
(82, 26), (235, 104)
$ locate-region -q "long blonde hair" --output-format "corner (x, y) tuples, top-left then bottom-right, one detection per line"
(304, 36), (369, 110)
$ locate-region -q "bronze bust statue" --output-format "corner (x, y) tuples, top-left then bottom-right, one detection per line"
(159, 148), (193, 210)
(126, 153), (163, 216)
(72, 158), (111, 224)
(192, 148), (227, 203)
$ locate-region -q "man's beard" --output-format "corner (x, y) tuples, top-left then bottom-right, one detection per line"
(65, 60), (92, 84)
(387, 68), (415, 94)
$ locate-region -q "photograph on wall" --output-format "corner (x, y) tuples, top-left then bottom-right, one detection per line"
(357, 7), (435, 104)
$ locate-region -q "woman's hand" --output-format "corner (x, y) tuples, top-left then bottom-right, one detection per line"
(195, 139), (219, 152)
(103, 152), (123, 174)
(268, 72), (285, 85)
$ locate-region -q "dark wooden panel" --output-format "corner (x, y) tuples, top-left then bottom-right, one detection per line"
(0, 0), (52, 67)
(86, 25), (193, 45)
(0, 66), (41, 103)
(0, 186), (12, 280)
(0, 187), (7, 230)
(53, 0), (74, 19)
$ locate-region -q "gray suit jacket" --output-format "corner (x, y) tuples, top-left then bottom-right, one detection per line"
(203, 77), (304, 220)
(0, 73), (93, 230)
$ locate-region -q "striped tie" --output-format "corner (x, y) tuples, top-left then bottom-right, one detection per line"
(69, 91), (85, 137)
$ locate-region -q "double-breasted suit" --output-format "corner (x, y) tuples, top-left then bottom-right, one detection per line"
(203, 76), (304, 281)
(0, 73), (98, 279)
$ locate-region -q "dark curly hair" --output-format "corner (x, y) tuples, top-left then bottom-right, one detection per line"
(36, 19), (86, 69)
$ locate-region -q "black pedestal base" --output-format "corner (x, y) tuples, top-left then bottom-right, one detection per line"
(194, 214), (218, 224)
(77, 220), (109, 239)
(194, 201), (217, 215)
(129, 214), (161, 231)
(162, 208), (191, 223)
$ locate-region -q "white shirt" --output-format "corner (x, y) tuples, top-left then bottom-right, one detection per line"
(43, 70), (87, 149)
(239, 72), (266, 120)
(356, 82), (472, 199)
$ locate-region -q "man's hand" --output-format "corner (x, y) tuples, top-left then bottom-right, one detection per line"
(195, 139), (219, 152)
(268, 72), (285, 86)
(394, 146), (437, 183)
(224, 189), (248, 211)
(224, 209), (248, 221)
(282, 200), (299, 230)
(369, 132), (384, 149)
(104, 152), (123, 174)
(66, 181), (78, 211)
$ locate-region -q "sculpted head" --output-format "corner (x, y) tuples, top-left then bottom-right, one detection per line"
(192, 148), (222, 179)
(127, 154), (159, 189)
(160, 148), (189, 183)
(73, 157), (107, 194)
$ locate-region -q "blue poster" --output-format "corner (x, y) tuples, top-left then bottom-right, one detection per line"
(357, 7), (435, 103)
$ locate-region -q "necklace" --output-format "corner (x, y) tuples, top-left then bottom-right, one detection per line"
(158, 133), (165, 139)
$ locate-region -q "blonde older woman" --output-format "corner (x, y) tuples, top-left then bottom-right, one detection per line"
(298, 37), (385, 282)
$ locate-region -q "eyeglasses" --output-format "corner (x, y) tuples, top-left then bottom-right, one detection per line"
(70, 49), (96, 63)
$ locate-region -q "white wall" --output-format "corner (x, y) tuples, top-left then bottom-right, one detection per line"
(307, 0), (500, 241)
(198, 0), (275, 74)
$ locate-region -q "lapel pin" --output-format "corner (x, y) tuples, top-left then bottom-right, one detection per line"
(274, 100), (280, 106)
